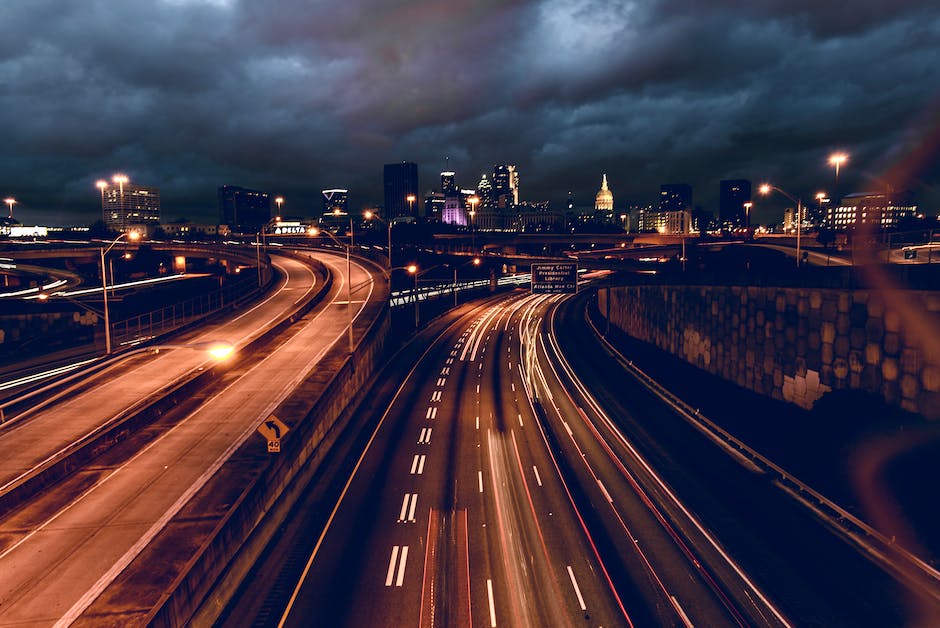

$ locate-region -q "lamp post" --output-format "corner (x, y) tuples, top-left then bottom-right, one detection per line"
(101, 230), (141, 354)
(620, 213), (628, 232)
(828, 153), (848, 181)
(275, 196), (283, 216)
(760, 184), (803, 267)
(406, 194), (416, 220)
(743, 202), (752, 230)
(364, 210), (393, 270)
(468, 195), (479, 252)
(453, 257), (481, 307)
(95, 180), (108, 217)
(309, 226), (354, 353)
(112, 174), (128, 232)
(409, 264), (419, 326)
(3, 198), (15, 220)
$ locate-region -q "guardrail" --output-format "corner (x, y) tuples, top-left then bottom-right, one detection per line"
(585, 307), (940, 602)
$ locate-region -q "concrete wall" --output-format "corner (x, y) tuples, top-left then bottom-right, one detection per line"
(599, 284), (940, 419)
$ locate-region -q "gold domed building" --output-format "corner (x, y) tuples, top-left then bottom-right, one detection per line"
(595, 174), (613, 212)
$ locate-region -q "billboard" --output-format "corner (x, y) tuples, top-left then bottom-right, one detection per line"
(531, 263), (578, 294)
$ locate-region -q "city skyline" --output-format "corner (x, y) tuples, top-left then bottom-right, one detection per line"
(1, 1), (939, 225)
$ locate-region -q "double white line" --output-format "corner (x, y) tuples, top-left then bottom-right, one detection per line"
(398, 493), (418, 523)
(385, 545), (409, 587)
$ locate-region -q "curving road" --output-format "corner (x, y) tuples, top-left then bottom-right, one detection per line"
(0, 249), (384, 626)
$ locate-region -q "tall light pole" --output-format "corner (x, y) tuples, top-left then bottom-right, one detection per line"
(112, 174), (129, 232)
(620, 213), (628, 232)
(364, 210), (393, 270)
(468, 195), (479, 252)
(453, 257), (481, 307)
(828, 152), (848, 181)
(3, 197), (15, 220)
(275, 196), (283, 217)
(815, 192), (827, 228)
(310, 227), (354, 353)
(101, 230), (141, 354)
(406, 194), (416, 220)
(743, 202), (752, 230)
(760, 184), (803, 267)
(409, 264), (419, 326)
(96, 180), (108, 218)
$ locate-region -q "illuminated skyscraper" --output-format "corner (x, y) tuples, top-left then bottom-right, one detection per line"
(218, 185), (270, 232)
(659, 183), (692, 212)
(322, 189), (349, 215)
(441, 171), (457, 195)
(493, 164), (519, 208)
(384, 162), (419, 220)
(104, 183), (161, 231)
(719, 179), (751, 228)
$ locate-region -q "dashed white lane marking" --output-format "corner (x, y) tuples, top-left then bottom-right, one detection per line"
(437, 377), (446, 387)
(398, 493), (418, 523)
(431, 390), (442, 402)
(418, 427), (432, 444)
(476, 416), (479, 430)
(517, 414), (523, 427)
(478, 471), (484, 493)
(597, 479), (613, 503)
(567, 566), (587, 611)
(533, 465), (542, 486)
(386, 546), (409, 586)
(487, 578), (497, 627)
(410, 454), (427, 474)
(441, 367), (450, 375)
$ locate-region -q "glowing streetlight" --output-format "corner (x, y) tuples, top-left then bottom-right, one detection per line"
(364, 210), (393, 269)
(101, 230), (141, 354)
(112, 174), (129, 231)
(452, 257), (481, 307)
(743, 202), (753, 229)
(3, 197), (15, 220)
(406, 194), (416, 218)
(760, 184), (804, 267)
(620, 213), (628, 232)
(828, 153), (848, 179)
(408, 264), (419, 326)
(275, 196), (284, 215)
(468, 195), (479, 252)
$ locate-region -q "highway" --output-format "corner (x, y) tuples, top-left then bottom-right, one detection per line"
(273, 288), (784, 627)
(0, 249), (384, 625)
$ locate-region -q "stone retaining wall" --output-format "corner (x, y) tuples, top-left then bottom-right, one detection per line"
(599, 284), (940, 418)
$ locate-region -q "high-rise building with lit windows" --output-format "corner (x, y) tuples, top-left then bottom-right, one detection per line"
(493, 164), (519, 208)
(719, 179), (751, 228)
(659, 183), (692, 212)
(825, 191), (916, 230)
(218, 185), (270, 232)
(384, 162), (419, 220)
(104, 183), (161, 231)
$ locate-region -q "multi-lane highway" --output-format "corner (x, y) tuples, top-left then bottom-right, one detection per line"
(250, 283), (940, 627)
(273, 288), (790, 626)
(0, 249), (384, 625)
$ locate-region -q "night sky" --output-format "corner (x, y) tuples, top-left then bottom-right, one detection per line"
(2, 0), (940, 226)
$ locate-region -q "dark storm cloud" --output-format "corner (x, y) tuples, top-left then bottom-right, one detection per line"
(1, 0), (938, 225)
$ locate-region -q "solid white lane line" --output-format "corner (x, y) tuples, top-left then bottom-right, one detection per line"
(567, 566), (587, 611)
(399, 494), (410, 522)
(533, 465), (542, 486)
(410, 455), (420, 474)
(487, 578), (497, 627)
(478, 471), (484, 493)
(671, 596), (694, 628)
(417, 455), (426, 475)
(386, 546), (400, 586)
(396, 546), (409, 586)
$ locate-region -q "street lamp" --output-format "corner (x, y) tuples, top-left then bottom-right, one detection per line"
(828, 153), (848, 180)
(815, 192), (827, 228)
(112, 174), (129, 232)
(275, 196), (284, 216)
(743, 202), (752, 230)
(101, 230), (141, 354)
(760, 184), (803, 267)
(452, 257), (481, 307)
(468, 195), (479, 252)
(309, 226), (354, 353)
(620, 213), (628, 232)
(95, 180), (108, 214)
(406, 194), (416, 219)
(364, 210), (393, 269)
(408, 263), (419, 326)
(3, 197), (15, 220)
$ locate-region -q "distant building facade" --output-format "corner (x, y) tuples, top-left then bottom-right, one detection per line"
(659, 183), (692, 212)
(718, 179), (751, 228)
(218, 185), (270, 232)
(493, 164), (519, 208)
(104, 183), (161, 232)
(826, 191), (917, 230)
(384, 162), (419, 220)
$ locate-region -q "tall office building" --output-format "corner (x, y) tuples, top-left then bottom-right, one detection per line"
(493, 164), (519, 207)
(322, 188), (349, 216)
(383, 162), (419, 220)
(103, 183), (161, 231)
(718, 179), (751, 228)
(441, 171), (457, 195)
(659, 184), (693, 212)
(218, 185), (271, 232)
